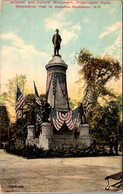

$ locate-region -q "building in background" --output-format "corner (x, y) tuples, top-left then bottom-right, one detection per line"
(0, 105), (10, 148)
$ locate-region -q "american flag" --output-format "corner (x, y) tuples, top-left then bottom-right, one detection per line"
(33, 81), (42, 106)
(46, 73), (53, 97)
(51, 109), (65, 130)
(65, 107), (80, 130)
(51, 108), (80, 131)
(15, 85), (25, 118)
(85, 85), (90, 112)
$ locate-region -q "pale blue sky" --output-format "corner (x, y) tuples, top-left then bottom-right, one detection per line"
(1, 0), (122, 100)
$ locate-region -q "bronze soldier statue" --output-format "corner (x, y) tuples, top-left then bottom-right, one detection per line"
(80, 103), (87, 124)
(42, 98), (51, 122)
(74, 124), (80, 139)
(52, 29), (62, 56)
(30, 104), (36, 125)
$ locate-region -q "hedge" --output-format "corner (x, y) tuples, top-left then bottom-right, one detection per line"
(5, 142), (115, 159)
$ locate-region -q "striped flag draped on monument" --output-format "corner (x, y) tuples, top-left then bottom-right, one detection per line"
(51, 109), (65, 130)
(33, 81), (42, 106)
(65, 107), (80, 130)
(15, 85), (25, 118)
(51, 107), (80, 131)
(65, 111), (75, 130)
(46, 73), (53, 97)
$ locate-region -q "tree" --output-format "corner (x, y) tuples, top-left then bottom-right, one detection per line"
(87, 99), (121, 142)
(6, 74), (27, 107)
(76, 48), (121, 105)
(9, 94), (36, 143)
(22, 93), (45, 121)
(23, 94), (36, 124)
(9, 117), (28, 144)
(9, 93), (44, 143)
(75, 48), (121, 142)
(68, 98), (79, 110)
(0, 105), (10, 143)
(0, 92), (8, 105)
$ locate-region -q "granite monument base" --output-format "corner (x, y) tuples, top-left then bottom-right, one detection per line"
(38, 122), (53, 150)
(26, 123), (92, 150)
(79, 124), (92, 146)
(26, 125), (38, 146)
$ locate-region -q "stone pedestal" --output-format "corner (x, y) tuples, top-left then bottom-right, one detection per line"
(27, 125), (35, 138)
(79, 124), (92, 146)
(26, 125), (36, 146)
(39, 122), (53, 150)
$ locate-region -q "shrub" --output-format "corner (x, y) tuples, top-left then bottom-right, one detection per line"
(5, 142), (113, 159)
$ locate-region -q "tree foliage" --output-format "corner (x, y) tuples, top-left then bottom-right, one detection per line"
(68, 98), (80, 110)
(0, 105), (10, 142)
(22, 93), (45, 122)
(0, 92), (8, 105)
(0, 105), (10, 127)
(76, 48), (121, 105)
(9, 94), (36, 143)
(9, 93), (45, 143)
(9, 118), (28, 143)
(87, 99), (121, 142)
(75, 48), (121, 142)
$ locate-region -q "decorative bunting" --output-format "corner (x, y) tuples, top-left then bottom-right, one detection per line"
(46, 73), (53, 97)
(65, 111), (76, 130)
(51, 109), (65, 131)
(51, 107), (80, 131)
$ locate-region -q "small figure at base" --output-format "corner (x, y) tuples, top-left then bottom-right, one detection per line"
(114, 137), (118, 155)
(74, 124), (80, 139)
(80, 103), (87, 124)
(42, 98), (51, 122)
(109, 137), (114, 154)
(52, 29), (62, 56)
(30, 104), (36, 125)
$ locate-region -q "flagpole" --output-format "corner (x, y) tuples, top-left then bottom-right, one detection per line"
(21, 81), (24, 120)
(16, 75), (18, 121)
(16, 84), (18, 121)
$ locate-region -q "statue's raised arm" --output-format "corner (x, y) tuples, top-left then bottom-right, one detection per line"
(52, 29), (62, 56)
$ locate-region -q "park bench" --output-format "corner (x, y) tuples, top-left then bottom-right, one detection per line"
(105, 172), (123, 190)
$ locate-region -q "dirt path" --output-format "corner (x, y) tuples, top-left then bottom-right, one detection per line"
(0, 149), (122, 192)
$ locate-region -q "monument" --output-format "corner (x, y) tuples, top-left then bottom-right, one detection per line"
(45, 55), (69, 112)
(26, 29), (92, 149)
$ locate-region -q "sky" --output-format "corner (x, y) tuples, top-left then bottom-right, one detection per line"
(0, 0), (122, 102)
